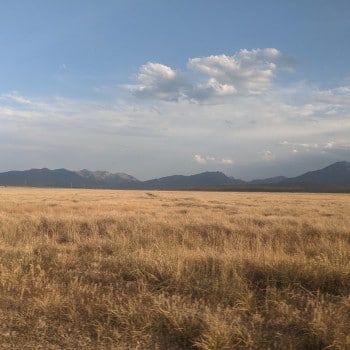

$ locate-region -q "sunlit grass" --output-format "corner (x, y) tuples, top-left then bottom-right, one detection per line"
(0, 188), (349, 349)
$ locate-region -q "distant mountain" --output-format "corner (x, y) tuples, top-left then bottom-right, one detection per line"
(140, 171), (244, 189)
(249, 176), (287, 185)
(0, 168), (81, 187)
(0, 161), (348, 191)
(282, 161), (350, 187)
(0, 168), (140, 188)
(76, 169), (139, 187)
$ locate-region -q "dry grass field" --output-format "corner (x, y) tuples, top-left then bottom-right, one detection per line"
(0, 188), (349, 349)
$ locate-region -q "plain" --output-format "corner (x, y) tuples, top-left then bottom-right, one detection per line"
(0, 188), (349, 349)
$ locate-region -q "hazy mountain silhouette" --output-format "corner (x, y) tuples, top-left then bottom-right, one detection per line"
(76, 169), (139, 187)
(137, 162), (350, 189)
(281, 161), (350, 186)
(249, 176), (287, 185)
(0, 168), (140, 188)
(139, 171), (244, 189)
(0, 161), (348, 191)
(245, 161), (350, 191)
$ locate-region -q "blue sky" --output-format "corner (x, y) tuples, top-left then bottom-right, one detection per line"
(1, 0), (349, 179)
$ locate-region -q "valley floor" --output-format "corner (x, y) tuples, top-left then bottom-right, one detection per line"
(0, 188), (349, 349)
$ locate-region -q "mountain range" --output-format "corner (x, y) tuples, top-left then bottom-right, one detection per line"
(0, 161), (349, 192)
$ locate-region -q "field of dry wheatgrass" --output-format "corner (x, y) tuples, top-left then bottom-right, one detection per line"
(0, 187), (349, 349)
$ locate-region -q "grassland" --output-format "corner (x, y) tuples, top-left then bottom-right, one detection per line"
(0, 188), (349, 349)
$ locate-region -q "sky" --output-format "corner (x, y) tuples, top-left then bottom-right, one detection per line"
(1, 0), (349, 180)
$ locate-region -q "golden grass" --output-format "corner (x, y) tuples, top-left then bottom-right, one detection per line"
(0, 187), (349, 349)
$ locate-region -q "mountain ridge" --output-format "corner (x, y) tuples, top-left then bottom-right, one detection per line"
(138, 171), (245, 190)
(0, 161), (348, 191)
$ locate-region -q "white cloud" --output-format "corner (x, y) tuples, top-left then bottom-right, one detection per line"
(324, 142), (334, 149)
(2, 93), (34, 105)
(188, 78), (237, 101)
(220, 158), (233, 165)
(129, 48), (288, 102)
(278, 141), (350, 155)
(194, 154), (207, 164)
(130, 62), (187, 101)
(194, 154), (233, 166)
(188, 48), (281, 97)
(315, 86), (350, 106)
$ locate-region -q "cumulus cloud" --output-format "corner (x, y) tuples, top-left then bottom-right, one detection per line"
(220, 158), (233, 165)
(324, 142), (335, 149)
(188, 48), (281, 98)
(194, 154), (207, 164)
(129, 48), (288, 102)
(188, 78), (237, 101)
(130, 62), (188, 101)
(194, 155), (233, 165)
